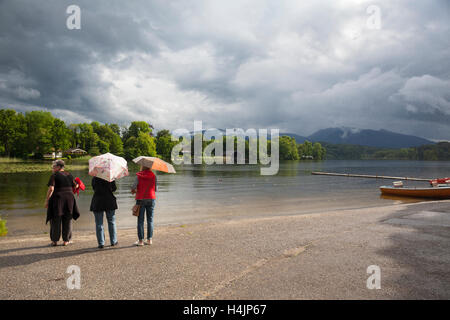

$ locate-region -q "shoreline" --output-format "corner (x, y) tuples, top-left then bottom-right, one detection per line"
(0, 157), (91, 174)
(1, 199), (430, 238)
(1, 200), (449, 299)
(1, 157), (450, 175)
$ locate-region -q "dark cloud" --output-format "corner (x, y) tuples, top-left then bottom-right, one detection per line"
(0, 0), (449, 139)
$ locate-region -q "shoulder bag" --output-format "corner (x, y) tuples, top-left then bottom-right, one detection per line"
(132, 182), (152, 216)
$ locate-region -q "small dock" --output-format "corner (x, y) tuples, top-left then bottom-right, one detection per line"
(311, 171), (430, 182)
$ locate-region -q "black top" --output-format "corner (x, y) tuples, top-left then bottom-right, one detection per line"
(47, 171), (76, 190)
(46, 171), (79, 223)
(90, 177), (118, 212)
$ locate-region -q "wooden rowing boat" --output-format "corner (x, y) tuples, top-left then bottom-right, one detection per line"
(379, 186), (450, 199)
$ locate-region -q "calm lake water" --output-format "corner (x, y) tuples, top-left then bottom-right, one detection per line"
(1, 160), (449, 236)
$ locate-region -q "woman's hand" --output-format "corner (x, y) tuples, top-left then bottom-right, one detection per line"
(131, 189), (136, 194)
(45, 186), (54, 208)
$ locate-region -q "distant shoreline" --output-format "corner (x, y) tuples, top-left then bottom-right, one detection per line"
(0, 157), (90, 173)
(1, 157), (450, 174)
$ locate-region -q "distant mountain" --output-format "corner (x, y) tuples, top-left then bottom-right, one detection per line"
(280, 133), (307, 143)
(188, 130), (308, 142)
(307, 127), (433, 148)
(184, 127), (433, 149)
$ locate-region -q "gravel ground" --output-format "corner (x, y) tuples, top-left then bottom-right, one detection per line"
(1, 200), (449, 299)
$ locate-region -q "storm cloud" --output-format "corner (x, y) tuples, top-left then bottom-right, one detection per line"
(0, 0), (449, 139)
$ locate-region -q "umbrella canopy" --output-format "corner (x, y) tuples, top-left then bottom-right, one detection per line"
(89, 153), (129, 182)
(133, 156), (176, 173)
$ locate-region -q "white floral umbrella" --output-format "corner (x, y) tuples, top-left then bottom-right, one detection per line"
(89, 153), (129, 182)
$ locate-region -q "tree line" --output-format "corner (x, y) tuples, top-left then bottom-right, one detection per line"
(0, 108), (326, 161)
(279, 136), (326, 160)
(0, 109), (167, 160)
(183, 134), (326, 162)
(322, 142), (450, 160)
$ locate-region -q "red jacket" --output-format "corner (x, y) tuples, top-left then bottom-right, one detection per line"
(135, 170), (156, 200)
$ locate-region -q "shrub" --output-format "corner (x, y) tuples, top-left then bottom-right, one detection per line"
(88, 147), (100, 156)
(0, 217), (7, 236)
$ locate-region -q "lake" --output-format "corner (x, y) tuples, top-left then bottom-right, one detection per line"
(1, 160), (449, 236)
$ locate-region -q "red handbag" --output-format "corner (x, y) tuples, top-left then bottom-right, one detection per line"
(73, 177), (85, 196)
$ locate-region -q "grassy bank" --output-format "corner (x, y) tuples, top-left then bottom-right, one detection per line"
(0, 156), (90, 173)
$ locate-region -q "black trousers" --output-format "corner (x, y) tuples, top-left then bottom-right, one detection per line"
(50, 215), (73, 242)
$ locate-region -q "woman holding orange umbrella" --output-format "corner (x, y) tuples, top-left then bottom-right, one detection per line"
(131, 157), (175, 246)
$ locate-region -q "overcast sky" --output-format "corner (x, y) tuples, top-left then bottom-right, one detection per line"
(0, 0), (449, 139)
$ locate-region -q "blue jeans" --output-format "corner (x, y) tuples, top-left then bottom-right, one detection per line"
(93, 210), (117, 246)
(137, 199), (155, 241)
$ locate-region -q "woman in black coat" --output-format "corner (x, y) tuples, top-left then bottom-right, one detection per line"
(45, 160), (80, 247)
(90, 177), (118, 249)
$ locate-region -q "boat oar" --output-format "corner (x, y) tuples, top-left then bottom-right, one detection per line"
(311, 171), (431, 182)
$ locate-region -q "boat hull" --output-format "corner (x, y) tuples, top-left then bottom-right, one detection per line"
(380, 186), (450, 199)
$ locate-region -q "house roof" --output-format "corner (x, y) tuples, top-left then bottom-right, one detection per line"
(65, 148), (87, 153)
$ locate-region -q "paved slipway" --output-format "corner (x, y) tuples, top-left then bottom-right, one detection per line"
(0, 200), (449, 299)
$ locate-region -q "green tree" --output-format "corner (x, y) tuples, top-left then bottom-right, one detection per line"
(89, 146), (101, 156)
(108, 123), (121, 136)
(109, 134), (124, 155)
(91, 121), (101, 133)
(50, 118), (71, 153)
(0, 109), (17, 156)
(279, 136), (299, 160)
(156, 130), (177, 161)
(136, 132), (157, 156)
(124, 132), (157, 160)
(124, 121), (152, 141)
(77, 123), (98, 152)
(68, 123), (80, 148)
(312, 142), (326, 160)
(436, 142), (450, 160)
(24, 111), (54, 158)
(93, 123), (123, 156)
(156, 129), (171, 139)
(423, 149), (438, 161)
(124, 136), (138, 159)
(0, 109), (26, 157)
(97, 140), (110, 154)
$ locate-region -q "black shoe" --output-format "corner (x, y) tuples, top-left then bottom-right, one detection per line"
(111, 242), (118, 247)
(98, 245), (104, 249)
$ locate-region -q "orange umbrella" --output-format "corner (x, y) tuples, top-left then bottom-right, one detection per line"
(132, 156), (176, 173)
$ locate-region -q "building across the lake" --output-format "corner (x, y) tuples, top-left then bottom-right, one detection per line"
(43, 150), (63, 159)
(64, 148), (88, 157)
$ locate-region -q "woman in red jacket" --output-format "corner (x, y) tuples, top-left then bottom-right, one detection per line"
(131, 166), (157, 246)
